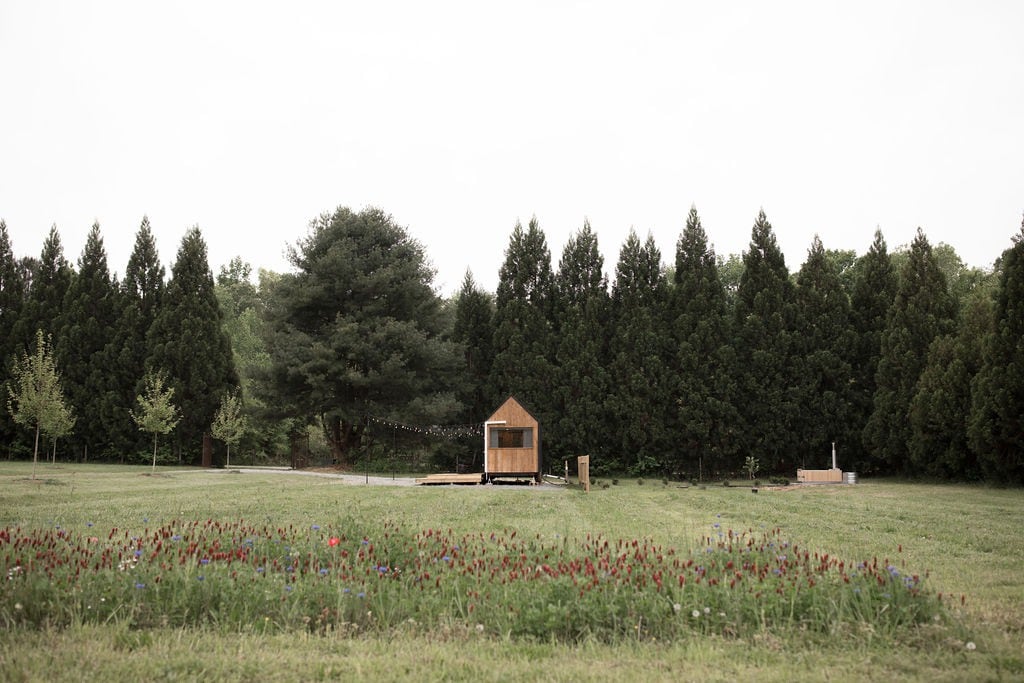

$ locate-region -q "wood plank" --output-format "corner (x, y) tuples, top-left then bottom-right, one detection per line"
(415, 473), (483, 485)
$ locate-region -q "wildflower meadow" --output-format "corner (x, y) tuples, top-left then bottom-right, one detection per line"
(1, 464), (1021, 682)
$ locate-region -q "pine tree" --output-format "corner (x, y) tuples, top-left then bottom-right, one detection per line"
(56, 222), (119, 459)
(864, 228), (956, 474)
(848, 229), (897, 472)
(551, 220), (611, 468)
(969, 219), (1024, 483)
(262, 207), (460, 467)
(793, 235), (856, 468)
(671, 206), (737, 477)
(146, 226), (238, 463)
(732, 210), (797, 473)
(489, 217), (556, 425)
(103, 217), (166, 459)
(608, 230), (672, 474)
(452, 270), (494, 425)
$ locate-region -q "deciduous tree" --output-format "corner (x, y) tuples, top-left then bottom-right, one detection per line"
(131, 372), (180, 474)
(6, 330), (75, 479)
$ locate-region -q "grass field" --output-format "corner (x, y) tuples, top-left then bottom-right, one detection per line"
(1, 462), (1022, 682)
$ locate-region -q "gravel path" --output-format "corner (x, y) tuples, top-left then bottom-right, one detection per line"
(215, 467), (566, 490)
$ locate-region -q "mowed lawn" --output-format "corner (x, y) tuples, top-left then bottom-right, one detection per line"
(1, 462), (1022, 682)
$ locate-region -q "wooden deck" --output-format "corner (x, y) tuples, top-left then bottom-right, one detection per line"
(415, 473), (484, 486)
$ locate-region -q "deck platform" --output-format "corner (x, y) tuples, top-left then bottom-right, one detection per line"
(415, 473), (484, 485)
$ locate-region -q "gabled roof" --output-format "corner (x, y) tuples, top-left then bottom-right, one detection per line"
(485, 395), (539, 425)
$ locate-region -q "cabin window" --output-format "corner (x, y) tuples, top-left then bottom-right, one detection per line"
(490, 427), (533, 448)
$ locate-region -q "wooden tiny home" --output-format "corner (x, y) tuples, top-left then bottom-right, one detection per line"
(484, 396), (541, 483)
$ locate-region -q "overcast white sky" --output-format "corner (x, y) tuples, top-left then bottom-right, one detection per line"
(1, 2), (1022, 295)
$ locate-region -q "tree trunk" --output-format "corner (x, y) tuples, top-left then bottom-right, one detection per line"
(152, 434), (158, 475)
(32, 423), (40, 481)
(326, 416), (364, 469)
(202, 433), (213, 468)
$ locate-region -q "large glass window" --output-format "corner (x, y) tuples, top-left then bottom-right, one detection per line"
(490, 427), (533, 448)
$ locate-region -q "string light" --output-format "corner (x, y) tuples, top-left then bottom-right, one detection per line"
(365, 415), (483, 441)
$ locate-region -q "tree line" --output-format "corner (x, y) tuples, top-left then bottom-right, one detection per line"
(1, 207), (1022, 484)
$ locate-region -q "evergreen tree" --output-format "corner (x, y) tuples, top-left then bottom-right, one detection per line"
(451, 270), (494, 425)
(793, 235), (856, 468)
(848, 229), (897, 472)
(864, 228), (956, 474)
(552, 221), (611, 468)
(14, 225), (73, 352)
(0, 220), (26, 451)
(608, 230), (672, 474)
(56, 222), (119, 459)
(969, 220), (1024, 483)
(146, 226), (238, 463)
(732, 210), (798, 473)
(489, 217), (556, 428)
(671, 206), (737, 477)
(103, 217), (166, 459)
(909, 289), (993, 479)
(262, 207), (460, 467)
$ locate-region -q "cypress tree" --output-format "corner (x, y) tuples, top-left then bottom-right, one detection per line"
(56, 222), (119, 459)
(15, 225), (74, 351)
(103, 217), (166, 459)
(0, 220), (26, 451)
(552, 221), (611, 468)
(969, 220), (1024, 483)
(848, 230), (897, 472)
(608, 230), (672, 474)
(489, 217), (556, 423)
(864, 228), (956, 475)
(452, 270), (495, 425)
(146, 226), (238, 463)
(793, 235), (856, 468)
(671, 206), (737, 477)
(909, 289), (993, 480)
(732, 210), (797, 473)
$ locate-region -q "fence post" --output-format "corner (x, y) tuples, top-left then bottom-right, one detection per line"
(577, 455), (590, 493)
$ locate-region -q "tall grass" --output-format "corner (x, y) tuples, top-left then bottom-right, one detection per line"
(1, 463), (1022, 681)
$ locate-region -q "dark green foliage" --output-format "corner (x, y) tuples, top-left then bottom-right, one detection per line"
(848, 230), (897, 471)
(489, 217), (556, 431)
(732, 210), (798, 473)
(14, 225), (74, 352)
(0, 220), (26, 451)
(215, 259), (288, 461)
(452, 270), (495, 425)
(864, 229), (956, 474)
(103, 218), (166, 459)
(792, 235), (856, 468)
(551, 221), (611, 468)
(56, 222), (120, 459)
(608, 230), (672, 474)
(262, 207), (460, 467)
(909, 290), (992, 479)
(671, 207), (737, 477)
(146, 227), (238, 462)
(969, 220), (1024, 483)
